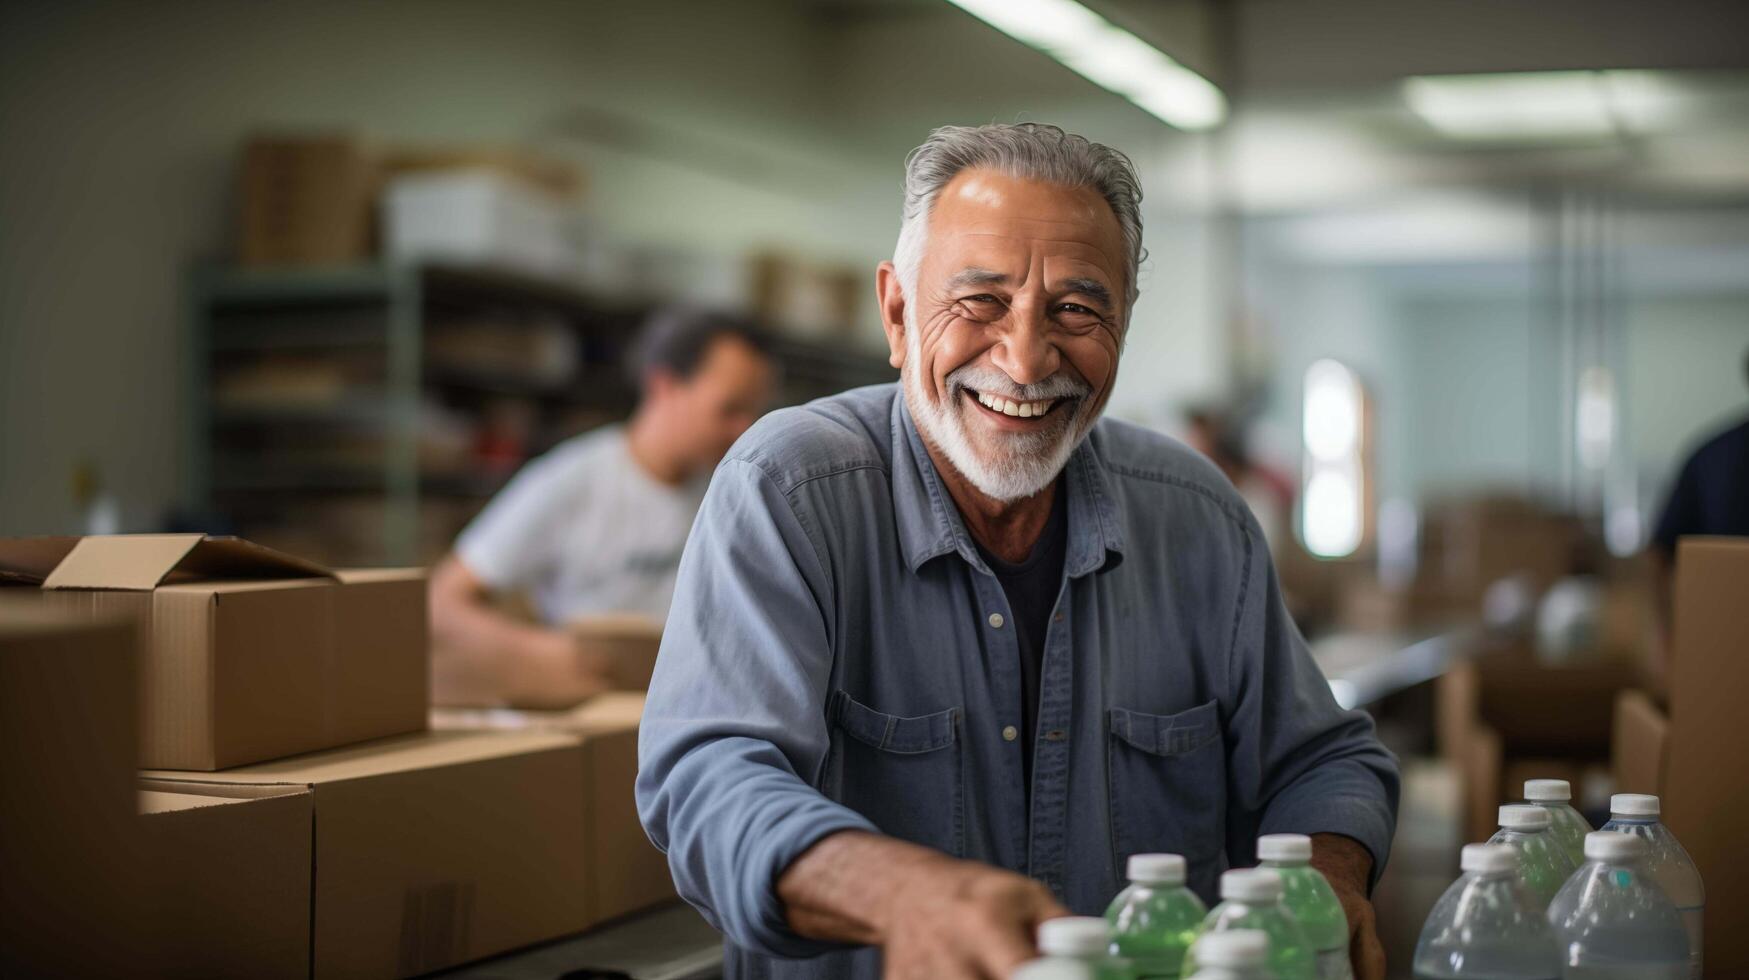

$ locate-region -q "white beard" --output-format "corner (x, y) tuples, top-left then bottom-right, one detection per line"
(901, 325), (1097, 503)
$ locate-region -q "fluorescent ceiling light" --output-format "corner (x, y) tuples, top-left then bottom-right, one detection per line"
(945, 0), (1227, 131)
(1403, 69), (1685, 139)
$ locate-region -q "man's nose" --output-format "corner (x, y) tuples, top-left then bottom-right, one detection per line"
(989, 304), (1060, 386)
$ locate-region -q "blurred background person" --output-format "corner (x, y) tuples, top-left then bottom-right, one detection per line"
(1185, 403), (1296, 552)
(428, 308), (775, 707)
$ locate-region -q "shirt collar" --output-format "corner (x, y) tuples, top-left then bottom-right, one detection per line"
(890, 390), (1126, 577)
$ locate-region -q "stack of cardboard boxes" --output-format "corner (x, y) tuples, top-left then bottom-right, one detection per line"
(1612, 537), (1749, 977)
(0, 533), (674, 978)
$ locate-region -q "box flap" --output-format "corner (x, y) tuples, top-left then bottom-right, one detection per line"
(42, 534), (335, 591)
(0, 536), (81, 585)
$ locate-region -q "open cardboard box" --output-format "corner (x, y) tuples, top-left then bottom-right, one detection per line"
(431, 692), (677, 925)
(0, 534), (428, 769)
(144, 730), (592, 978)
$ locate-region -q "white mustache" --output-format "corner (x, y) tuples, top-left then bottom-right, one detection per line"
(944, 365), (1089, 403)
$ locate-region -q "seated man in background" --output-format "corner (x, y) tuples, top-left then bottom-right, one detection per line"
(429, 307), (776, 707)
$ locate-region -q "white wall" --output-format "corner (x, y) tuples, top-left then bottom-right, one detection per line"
(0, 0), (1237, 536)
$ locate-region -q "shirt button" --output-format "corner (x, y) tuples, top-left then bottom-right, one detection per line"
(1002, 725), (1019, 742)
(988, 612), (1005, 629)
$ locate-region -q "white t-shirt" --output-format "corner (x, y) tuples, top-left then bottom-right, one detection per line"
(455, 425), (706, 623)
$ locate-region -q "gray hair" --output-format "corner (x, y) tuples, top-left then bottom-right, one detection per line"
(893, 123), (1145, 312)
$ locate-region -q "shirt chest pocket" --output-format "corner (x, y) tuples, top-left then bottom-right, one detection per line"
(1107, 699), (1227, 896)
(823, 690), (965, 858)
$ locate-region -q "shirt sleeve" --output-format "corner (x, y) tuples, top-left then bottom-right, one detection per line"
(1223, 521), (1402, 890)
(454, 446), (580, 594)
(636, 457), (878, 958)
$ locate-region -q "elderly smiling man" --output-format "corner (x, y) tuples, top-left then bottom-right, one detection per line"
(638, 123), (1400, 980)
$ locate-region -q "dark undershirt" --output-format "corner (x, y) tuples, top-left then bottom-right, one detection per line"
(973, 484), (1069, 796)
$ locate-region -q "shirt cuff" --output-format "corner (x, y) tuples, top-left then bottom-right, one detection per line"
(739, 803), (881, 960)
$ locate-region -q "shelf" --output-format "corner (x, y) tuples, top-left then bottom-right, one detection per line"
(202, 264), (398, 308)
(211, 465), (502, 498)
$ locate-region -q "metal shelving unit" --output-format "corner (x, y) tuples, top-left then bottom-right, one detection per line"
(184, 261), (894, 565)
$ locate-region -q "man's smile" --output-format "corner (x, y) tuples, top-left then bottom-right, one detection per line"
(961, 387), (1070, 428)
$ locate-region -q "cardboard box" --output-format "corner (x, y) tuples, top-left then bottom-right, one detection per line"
(145, 731), (591, 978)
(0, 534), (427, 769)
(240, 133), (377, 267)
(431, 692), (676, 924)
(1611, 688), (1668, 798)
(139, 785), (313, 978)
(0, 598), (143, 976)
(1664, 537), (1749, 976)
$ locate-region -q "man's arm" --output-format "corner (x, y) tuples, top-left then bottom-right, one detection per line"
(427, 554), (611, 708)
(638, 454), (1062, 974)
(1225, 520), (1401, 980)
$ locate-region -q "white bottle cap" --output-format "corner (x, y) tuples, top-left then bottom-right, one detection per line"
(1037, 917), (1111, 957)
(1461, 843), (1519, 874)
(1498, 804), (1551, 830)
(1524, 778), (1571, 802)
(1012, 960), (1095, 980)
(1611, 793), (1660, 817)
(1257, 833), (1313, 863)
(1585, 830), (1648, 862)
(1127, 853), (1187, 885)
(1197, 930), (1270, 969)
(1220, 868), (1283, 903)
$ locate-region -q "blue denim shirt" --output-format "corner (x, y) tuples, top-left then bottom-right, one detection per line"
(637, 384), (1400, 979)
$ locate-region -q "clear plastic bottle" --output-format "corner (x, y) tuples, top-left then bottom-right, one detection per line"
(1547, 831), (1689, 980)
(1256, 835), (1352, 980)
(1183, 869), (1315, 980)
(1522, 779), (1591, 867)
(1598, 794), (1703, 979)
(1488, 805), (1579, 910)
(1411, 843), (1560, 980)
(1035, 917), (1127, 980)
(1106, 853), (1207, 979)
(1183, 929), (1276, 980)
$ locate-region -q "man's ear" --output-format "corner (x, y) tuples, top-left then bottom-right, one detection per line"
(876, 261), (907, 371)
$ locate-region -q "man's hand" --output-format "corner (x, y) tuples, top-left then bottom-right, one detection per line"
(779, 830), (1068, 980)
(1310, 833), (1384, 980)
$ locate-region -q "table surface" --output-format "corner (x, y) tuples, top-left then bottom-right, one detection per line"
(431, 903), (724, 980)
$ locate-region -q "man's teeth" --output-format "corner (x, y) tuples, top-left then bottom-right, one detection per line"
(975, 391), (1057, 418)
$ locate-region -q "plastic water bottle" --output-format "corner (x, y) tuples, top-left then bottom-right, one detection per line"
(1598, 794), (1703, 979)
(1257, 835), (1352, 980)
(1522, 779), (1591, 867)
(1183, 869), (1315, 980)
(1104, 853), (1206, 979)
(1547, 831), (1689, 979)
(1184, 929), (1276, 980)
(1411, 843), (1560, 979)
(1488, 805), (1579, 910)
(1035, 917), (1126, 980)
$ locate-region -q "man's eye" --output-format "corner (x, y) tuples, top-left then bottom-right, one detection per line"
(1057, 303), (1095, 315)
(963, 294), (1000, 304)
